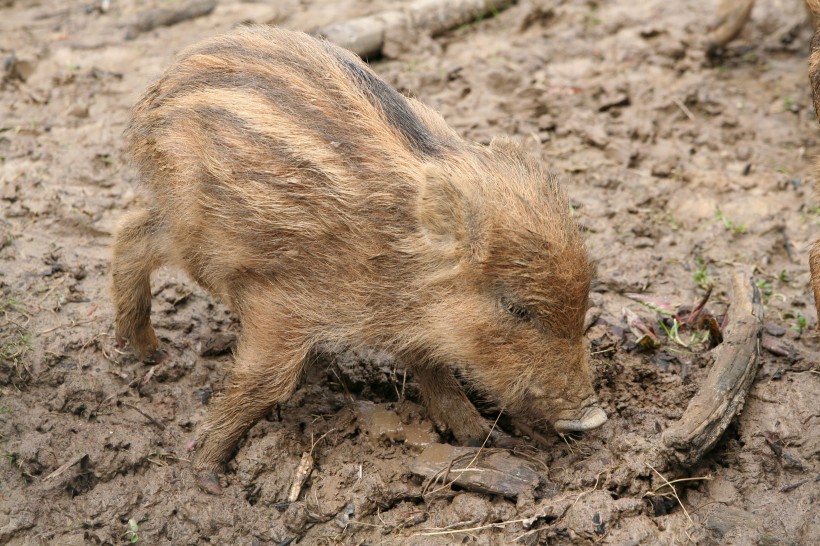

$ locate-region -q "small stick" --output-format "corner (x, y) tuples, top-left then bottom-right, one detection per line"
(316, 0), (515, 58)
(43, 453), (86, 481)
(36, 276), (65, 305)
(673, 97), (695, 121)
(39, 318), (97, 335)
(126, 0), (217, 40)
(413, 516), (535, 536)
(648, 474), (713, 491)
(287, 451), (314, 503)
(122, 402), (166, 430)
(286, 428), (335, 503)
(330, 365), (354, 403)
(436, 518), (481, 531)
(780, 479), (809, 493)
(391, 365), (401, 401)
(662, 265), (763, 465)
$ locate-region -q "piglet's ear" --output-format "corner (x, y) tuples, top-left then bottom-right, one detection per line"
(417, 163), (485, 261)
(488, 136), (521, 156)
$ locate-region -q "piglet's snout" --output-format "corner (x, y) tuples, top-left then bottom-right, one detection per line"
(553, 404), (607, 433)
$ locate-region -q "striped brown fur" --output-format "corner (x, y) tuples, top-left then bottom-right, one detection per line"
(111, 26), (604, 483)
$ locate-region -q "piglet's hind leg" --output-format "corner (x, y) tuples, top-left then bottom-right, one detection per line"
(192, 305), (310, 492)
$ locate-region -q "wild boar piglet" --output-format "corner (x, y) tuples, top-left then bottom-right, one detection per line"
(111, 26), (607, 490)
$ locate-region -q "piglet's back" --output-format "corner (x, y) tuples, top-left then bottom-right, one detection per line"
(127, 26), (461, 210)
(125, 26), (467, 284)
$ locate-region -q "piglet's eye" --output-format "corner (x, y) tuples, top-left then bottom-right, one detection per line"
(501, 297), (532, 321)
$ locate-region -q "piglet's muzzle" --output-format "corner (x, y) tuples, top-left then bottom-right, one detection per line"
(553, 404), (608, 433)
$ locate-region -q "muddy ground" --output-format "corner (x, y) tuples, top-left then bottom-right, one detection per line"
(1, 0), (819, 544)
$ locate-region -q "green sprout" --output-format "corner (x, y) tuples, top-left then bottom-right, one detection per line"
(126, 519), (139, 543)
(783, 96), (795, 110)
(693, 257), (713, 290)
(715, 206), (746, 235)
(790, 311), (808, 334)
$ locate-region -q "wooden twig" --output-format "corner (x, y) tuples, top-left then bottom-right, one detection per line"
(38, 318), (97, 335)
(809, 25), (820, 329)
(673, 98), (695, 121)
(287, 451), (314, 503)
(122, 402), (166, 430)
(43, 453), (87, 481)
(413, 516), (534, 536)
(126, 0), (217, 40)
(316, 0), (514, 58)
(662, 266), (763, 465)
(285, 428), (335, 503)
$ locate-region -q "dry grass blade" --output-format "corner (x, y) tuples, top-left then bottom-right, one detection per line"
(644, 463), (713, 524)
(412, 516), (534, 537)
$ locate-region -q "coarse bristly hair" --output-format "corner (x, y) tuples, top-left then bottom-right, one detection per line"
(111, 25), (601, 475)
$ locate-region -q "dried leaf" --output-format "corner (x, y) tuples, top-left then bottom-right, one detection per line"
(705, 316), (723, 347)
(686, 285), (713, 327)
(623, 307), (661, 348)
(761, 334), (795, 359)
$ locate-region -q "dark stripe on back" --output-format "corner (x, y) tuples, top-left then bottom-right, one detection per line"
(328, 49), (443, 157)
(190, 38), (444, 158)
(188, 104), (348, 189)
(145, 67), (373, 166)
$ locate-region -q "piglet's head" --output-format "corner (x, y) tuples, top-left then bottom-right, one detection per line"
(415, 138), (606, 435)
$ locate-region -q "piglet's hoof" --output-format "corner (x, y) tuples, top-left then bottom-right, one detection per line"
(196, 472), (223, 495)
(147, 349), (169, 365)
(115, 337), (127, 349)
(186, 436), (198, 451)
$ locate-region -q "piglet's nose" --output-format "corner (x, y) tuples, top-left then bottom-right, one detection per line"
(554, 405), (607, 433)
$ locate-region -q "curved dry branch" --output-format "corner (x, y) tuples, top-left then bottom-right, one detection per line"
(661, 266), (763, 466)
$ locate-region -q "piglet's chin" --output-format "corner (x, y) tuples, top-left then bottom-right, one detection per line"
(553, 405), (607, 433)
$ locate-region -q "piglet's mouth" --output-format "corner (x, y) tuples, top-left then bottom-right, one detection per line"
(553, 405), (607, 433)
